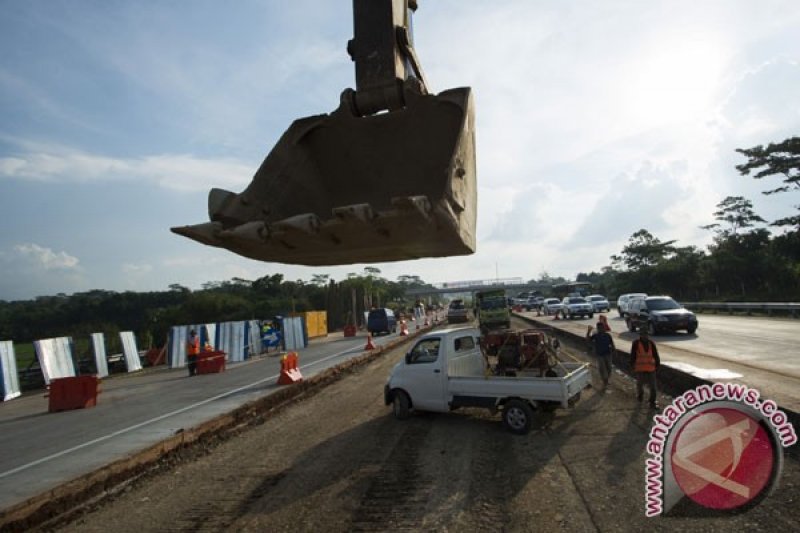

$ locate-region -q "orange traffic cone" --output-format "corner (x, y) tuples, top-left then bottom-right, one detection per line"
(553, 310), (561, 321)
(365, 334), (376, 350)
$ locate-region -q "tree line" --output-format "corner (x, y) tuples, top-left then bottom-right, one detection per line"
(576, 137), (799, 302)
(0, 137), (796, 346)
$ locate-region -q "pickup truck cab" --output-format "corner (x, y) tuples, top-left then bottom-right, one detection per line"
(384, 327), (590, 434)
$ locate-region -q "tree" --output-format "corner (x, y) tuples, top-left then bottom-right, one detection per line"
(310, 274), (330, 286)
(700, 196), (765, 237)
(736, 137), (800, 228)
(611, 230), (676, 270)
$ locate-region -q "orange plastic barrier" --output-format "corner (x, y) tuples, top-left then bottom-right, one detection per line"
(197, 350), (226, 374)
(145, 346), (166, 366)
(48, 375), (101, 412)
(277, 352), (303, 385)
(343, 324), (357, 337)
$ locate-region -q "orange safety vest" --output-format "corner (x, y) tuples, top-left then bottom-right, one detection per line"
(187, 336), (200, 356)
(634, 340), (656, 373)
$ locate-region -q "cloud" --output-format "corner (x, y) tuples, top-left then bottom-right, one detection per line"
(0, 143), (253, 192)
(0, 244), (85, 299)
(122, 263), (153, 275)
(13, 243), (80, 270)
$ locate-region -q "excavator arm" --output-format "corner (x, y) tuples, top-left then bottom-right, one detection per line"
(171, 0), (477, 266)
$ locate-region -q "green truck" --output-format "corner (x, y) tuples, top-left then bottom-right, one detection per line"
(475, 289), (511, 331)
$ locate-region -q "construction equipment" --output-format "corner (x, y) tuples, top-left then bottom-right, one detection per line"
(480, 328), (562, 377)
(172, 0), (477, 265)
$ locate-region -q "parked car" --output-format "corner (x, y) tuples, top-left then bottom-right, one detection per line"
(447, 299), (469, 323)
(541, 298), (564, 316)
(561, 297), (594, 319)
(626, 296), (698, 335)
(367, 308), (397, 335)
(585, 294), (610, 313)
(617, 293), (648, 317)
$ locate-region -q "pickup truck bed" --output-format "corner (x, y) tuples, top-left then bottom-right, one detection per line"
(448, 362), (589, 408)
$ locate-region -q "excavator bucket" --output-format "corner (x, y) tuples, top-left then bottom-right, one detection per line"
(172, 87), (476, 266)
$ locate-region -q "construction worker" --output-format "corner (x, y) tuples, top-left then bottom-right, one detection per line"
(587, 323), (615, 392)
(187, 329), (200, 377)
(629, 329), (660, 409)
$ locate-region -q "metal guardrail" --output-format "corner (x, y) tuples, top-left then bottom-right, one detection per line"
(681, 302), (799, 317)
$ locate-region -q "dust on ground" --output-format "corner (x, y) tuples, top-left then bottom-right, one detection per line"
(53, 326), (800, 532)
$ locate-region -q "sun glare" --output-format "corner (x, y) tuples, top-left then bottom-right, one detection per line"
(623, 35), (726, 126)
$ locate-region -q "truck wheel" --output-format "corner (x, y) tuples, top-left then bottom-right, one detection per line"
(503, 399), (533, 435)
(589, 313), (594, 319)
(687, 326), (697, 334)
(626, 318), (635, 332)
(648, 322), (657, 336)
(392, 391), (411, 420)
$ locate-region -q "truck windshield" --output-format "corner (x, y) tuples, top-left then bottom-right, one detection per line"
(409, 338), (441, 364)
(479, 298), (506, 310)
(646, 299), (681, 311)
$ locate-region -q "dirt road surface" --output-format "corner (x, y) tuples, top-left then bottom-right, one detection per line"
(54, 331), (799, 532)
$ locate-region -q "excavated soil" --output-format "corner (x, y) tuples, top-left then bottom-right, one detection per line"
(47, 328), (800, 532)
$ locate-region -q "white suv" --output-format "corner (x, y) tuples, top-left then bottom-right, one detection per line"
(617, 293), (647, 317)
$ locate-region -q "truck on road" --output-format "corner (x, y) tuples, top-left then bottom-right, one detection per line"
(384, 327), (590, 434)
(475, 289), (510, 331)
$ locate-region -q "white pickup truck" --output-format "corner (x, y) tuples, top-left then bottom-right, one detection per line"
(384, 326), (591, 434)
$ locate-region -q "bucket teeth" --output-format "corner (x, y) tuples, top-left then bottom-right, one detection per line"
(171, 222), (223, 246)
(332, 203), (376, 224)
(272, 213), (322, 235)
(219, 221), (270, 244)
(209, 188), (237, 219)
(391, 195), (432, 220)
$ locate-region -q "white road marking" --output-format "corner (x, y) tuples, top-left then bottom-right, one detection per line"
(0, 343), (364, 480)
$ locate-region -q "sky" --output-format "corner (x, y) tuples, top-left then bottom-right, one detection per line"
(1, 0), (799, 301)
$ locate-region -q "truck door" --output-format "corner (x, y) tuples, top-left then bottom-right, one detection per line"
(403, 337), (447, 411)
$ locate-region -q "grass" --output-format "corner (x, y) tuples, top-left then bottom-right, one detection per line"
(13, 338), (95, 370)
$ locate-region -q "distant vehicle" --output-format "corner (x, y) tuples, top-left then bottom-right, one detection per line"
(476, 290), (511, 330)
(626, 296), (698, 335)
(447, 299), (469, 324)
(524, 296), (544, 311)
(511, 294), (541, 310)
(561, 297), (594, 319)
(541, 298), (564, 316)
(368, 308), (397, 335)
(617, 293), (648, 317)
(585, 294), (610, 313)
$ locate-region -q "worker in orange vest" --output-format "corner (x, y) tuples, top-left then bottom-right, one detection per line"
(629, 329), (660, 409)
(187, 329), (200, 377)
